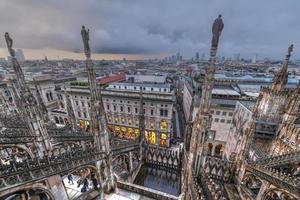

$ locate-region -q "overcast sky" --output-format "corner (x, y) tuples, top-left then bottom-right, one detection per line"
(0, 0), (299, 60)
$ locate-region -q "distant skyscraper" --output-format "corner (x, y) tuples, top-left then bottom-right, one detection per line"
(252, 53), (258, 63)
(233, 53), (240, 62)
(176, 52), (180, 61)
(196, 52), (200, 61)
(201, 53), (205, 61)
(15, 49), (25, 62)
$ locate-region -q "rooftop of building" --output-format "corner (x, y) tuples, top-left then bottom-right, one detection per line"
(96, 73), (126, 85)
(239, 100), (255, 111)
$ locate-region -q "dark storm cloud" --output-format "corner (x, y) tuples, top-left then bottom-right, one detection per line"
(0, 0), (299, 59)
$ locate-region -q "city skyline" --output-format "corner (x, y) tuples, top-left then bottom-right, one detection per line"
(0, 0), (300, 60)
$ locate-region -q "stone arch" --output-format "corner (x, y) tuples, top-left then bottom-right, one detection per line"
(0, 144), (34, 161)
(242, 173), (262, 197)
(63, 164), (100, 179)
(0, 183), (55, 200)
(261, 188), (298, 200)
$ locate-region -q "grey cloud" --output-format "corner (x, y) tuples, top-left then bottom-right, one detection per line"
(0, 0), (299, 59)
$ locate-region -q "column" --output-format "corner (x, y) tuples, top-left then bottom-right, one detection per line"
(129, 152), (133, 171)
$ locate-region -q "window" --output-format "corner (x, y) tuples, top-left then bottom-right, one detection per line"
(114, 105), (116, 111)
(164, 88), (167, 92)
(216, 111), (220, 115)
(106, 99), (109, 101)
(88, 102), (90, 107)
(211, 110), (214, 114)
(75, 101), (79, 106)
(143, 109), (145, 114)
(80, 96), (83, 99)
(227, 120), (232, 124)
(151, 103), (153, 106)
(81, 101), (85, 106)
(120, 106), (123, 112)
(120, 100), (123, 103)
(135, 108), (138, 113)
(107, 104), (110, 110)
(229, 112), (233, 116)
(83, 112), (87, 118)
(78, 111), (81, 117)
(164, 109), (168, 117)
(151, 88), (154, 91)
(222, 111), (227, 116)
(151, 109), (154, 115)
(128, 107), (131, 113)
(114, 85), (116, 88)
(214, 118), (219, 122)
(113, 99), (115, 102)
(160, 109), (164, 116)
(134, 86), (136, 90)
(220, 119), (225, 123)
(125, 86), (127, 89)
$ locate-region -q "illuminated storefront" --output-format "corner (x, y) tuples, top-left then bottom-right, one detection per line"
(160, 133), (167, 147)
(79, 119), (90, 131)
(145, 130), (156, 145)
(160, 120), (168, 132)
(106, 124), (140, 140)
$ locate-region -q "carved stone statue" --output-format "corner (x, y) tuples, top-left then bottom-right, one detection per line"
(81, 26), (91, 58)
(211, 15), (224, 48)
(287, 44), (293, 56)
(4, 32), (15, 56)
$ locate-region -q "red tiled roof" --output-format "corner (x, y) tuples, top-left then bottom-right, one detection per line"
(96, 73), (126, 85)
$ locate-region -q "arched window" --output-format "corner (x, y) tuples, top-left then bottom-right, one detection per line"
(54, 116), (59, 124)
(59, 117), (64, 124)
(214, 144), (224, 157)
(46, 93), (50, 102)
(208, 143), (213, 155)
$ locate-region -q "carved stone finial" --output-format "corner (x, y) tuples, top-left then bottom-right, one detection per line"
(81, 26), (91, 58)
(211, 15), (224, 48)
(4, 32), (15, 57)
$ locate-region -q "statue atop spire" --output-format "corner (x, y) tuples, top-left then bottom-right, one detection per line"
(5, 32), (15, 57)
(287, 44), (293, 58)
(211, 14), (224, 48)
(81, 26), (91, 58)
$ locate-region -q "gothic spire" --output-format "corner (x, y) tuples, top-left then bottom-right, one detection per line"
(4, 32), (52, 157)
(81, 26), (115, 192)
(271, 44), (293, 92)
(182, 15), (224, 199)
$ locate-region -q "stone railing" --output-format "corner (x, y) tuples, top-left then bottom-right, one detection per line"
(111, 141), (140, 155)
(117, 180), (178, 200)
(0, 148), (105, 192)
(48, 128), (94, 142)
(145, 146), (182, 170)
(254, 150), (300, 167)
(0, 128), (35, 144)
(245, 162), (300, 195)
(0, 126), (94, 144)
